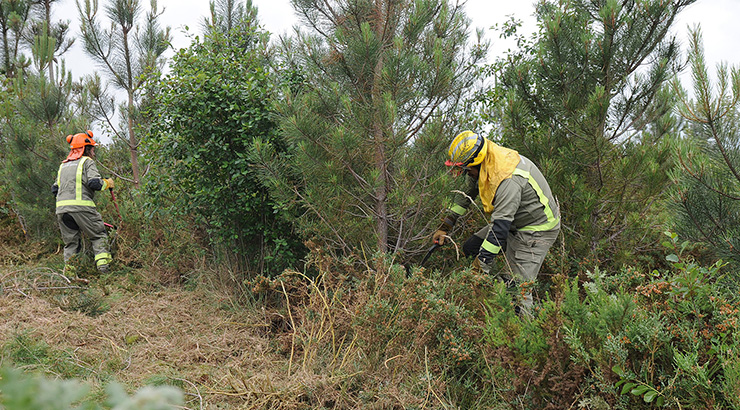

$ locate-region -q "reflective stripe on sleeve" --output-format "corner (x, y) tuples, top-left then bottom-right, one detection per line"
(449, 204), (467, 216)
(481, 239), (502, 255)
(512, 168), (559, 232)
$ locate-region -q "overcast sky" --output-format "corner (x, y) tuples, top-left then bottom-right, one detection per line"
(56, 0), (740, 86)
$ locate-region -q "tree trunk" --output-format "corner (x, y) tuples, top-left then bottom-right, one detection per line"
(44, 0), (54, 83)
(123, 25), (140, 188)
(372, 7), (388, 252)
(128, 91), (140, 188)
(374, 123), (388, 252)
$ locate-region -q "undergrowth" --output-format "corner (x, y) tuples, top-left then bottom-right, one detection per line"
(2, 225), (739, 409)
(246, 232), (740, 409)
(0, 366), (183, 409)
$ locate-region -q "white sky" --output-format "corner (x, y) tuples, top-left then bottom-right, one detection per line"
(55, 0), (740, 88)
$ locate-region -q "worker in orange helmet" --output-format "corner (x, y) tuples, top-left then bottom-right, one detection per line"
(434, 131), (560, 317)
(51, 131), (114, 273)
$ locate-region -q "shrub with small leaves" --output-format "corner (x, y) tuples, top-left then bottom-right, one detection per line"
(0, 367), (184, 409)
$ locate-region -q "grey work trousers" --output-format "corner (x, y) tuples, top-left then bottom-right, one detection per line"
(467, 225), (560, 316)
(57, 210), (111, 268)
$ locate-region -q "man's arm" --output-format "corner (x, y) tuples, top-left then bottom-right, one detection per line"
(478, 177), (522, 265)
(434, 175), (479, 244)
(84, 159), (106, 191)
(441, 174), (479, 229)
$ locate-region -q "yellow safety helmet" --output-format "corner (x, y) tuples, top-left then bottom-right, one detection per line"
(445, 130), (487, 167)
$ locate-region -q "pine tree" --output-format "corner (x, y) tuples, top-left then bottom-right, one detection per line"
(1, 29), (84, 238)
(203, 0), (256, 36)
(0, 0), (31, 77)
(0, 0), (72, 79)
(0, 0), (83, 239)
(255, 0), (486, 255)
(670, 27), (740, 265)
(28, 0), (74, 83)
(493, 0), (694, 263)
(76, 0), (171, 188)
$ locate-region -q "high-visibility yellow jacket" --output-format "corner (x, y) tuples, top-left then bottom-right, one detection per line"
(443, 155), (560, 255)
(52, 156), (110, 214)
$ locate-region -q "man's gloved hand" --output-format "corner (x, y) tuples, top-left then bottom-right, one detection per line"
(477, 255), (494, 274)
(103, 178), (114, 190)
(432, 230), (447, 245)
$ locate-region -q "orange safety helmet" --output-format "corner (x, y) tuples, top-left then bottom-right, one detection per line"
(66, 130), (97, 149)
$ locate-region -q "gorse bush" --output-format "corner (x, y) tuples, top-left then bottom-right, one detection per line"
(483, 232), (740, 409)
(111, 191), (209, 286)
(249, 250), (498, 408)
(246, 232), (740, 409)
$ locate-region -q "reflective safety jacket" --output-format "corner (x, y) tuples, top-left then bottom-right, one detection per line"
(52, 156), (109, 214)
(442, 155), (560, 256)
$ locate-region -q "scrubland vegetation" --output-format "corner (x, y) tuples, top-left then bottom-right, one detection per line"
(2, 0), (740, 409)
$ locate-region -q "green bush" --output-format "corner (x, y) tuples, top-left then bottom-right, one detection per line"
(481, 232), (740, 409)
(144, 19), (304, 277)
(243, 231), (740, 409)
(0, 366), (183, 410)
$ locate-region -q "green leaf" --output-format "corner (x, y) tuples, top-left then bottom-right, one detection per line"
(656, 396), (664, 406)
(612, 365), (625, 376)
(665, 254), (679, 262)
(643, 390), (657, 403)
(621, 382), (636, 395)
(631, 385), (650, 396)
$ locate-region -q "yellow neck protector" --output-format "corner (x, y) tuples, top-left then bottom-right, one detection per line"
(478, 140), (520, 213)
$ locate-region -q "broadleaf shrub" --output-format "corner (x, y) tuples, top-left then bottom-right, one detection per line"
(144, 18), (304, 277)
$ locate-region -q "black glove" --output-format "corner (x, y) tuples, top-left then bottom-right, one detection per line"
(477, 254), (495, 274)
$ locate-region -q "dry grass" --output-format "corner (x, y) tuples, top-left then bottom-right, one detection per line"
(0, 259), (457, 409)
(0, 229), (469, 409)
(0, 216), (381, 409)
(0, 264), (313, 409)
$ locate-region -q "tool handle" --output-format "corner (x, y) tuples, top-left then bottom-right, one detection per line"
(109, 188), (123, 222)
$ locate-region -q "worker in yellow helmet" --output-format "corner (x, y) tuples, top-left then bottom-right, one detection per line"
(433, 131), (560, 317)
(51, 131), (114, 273)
